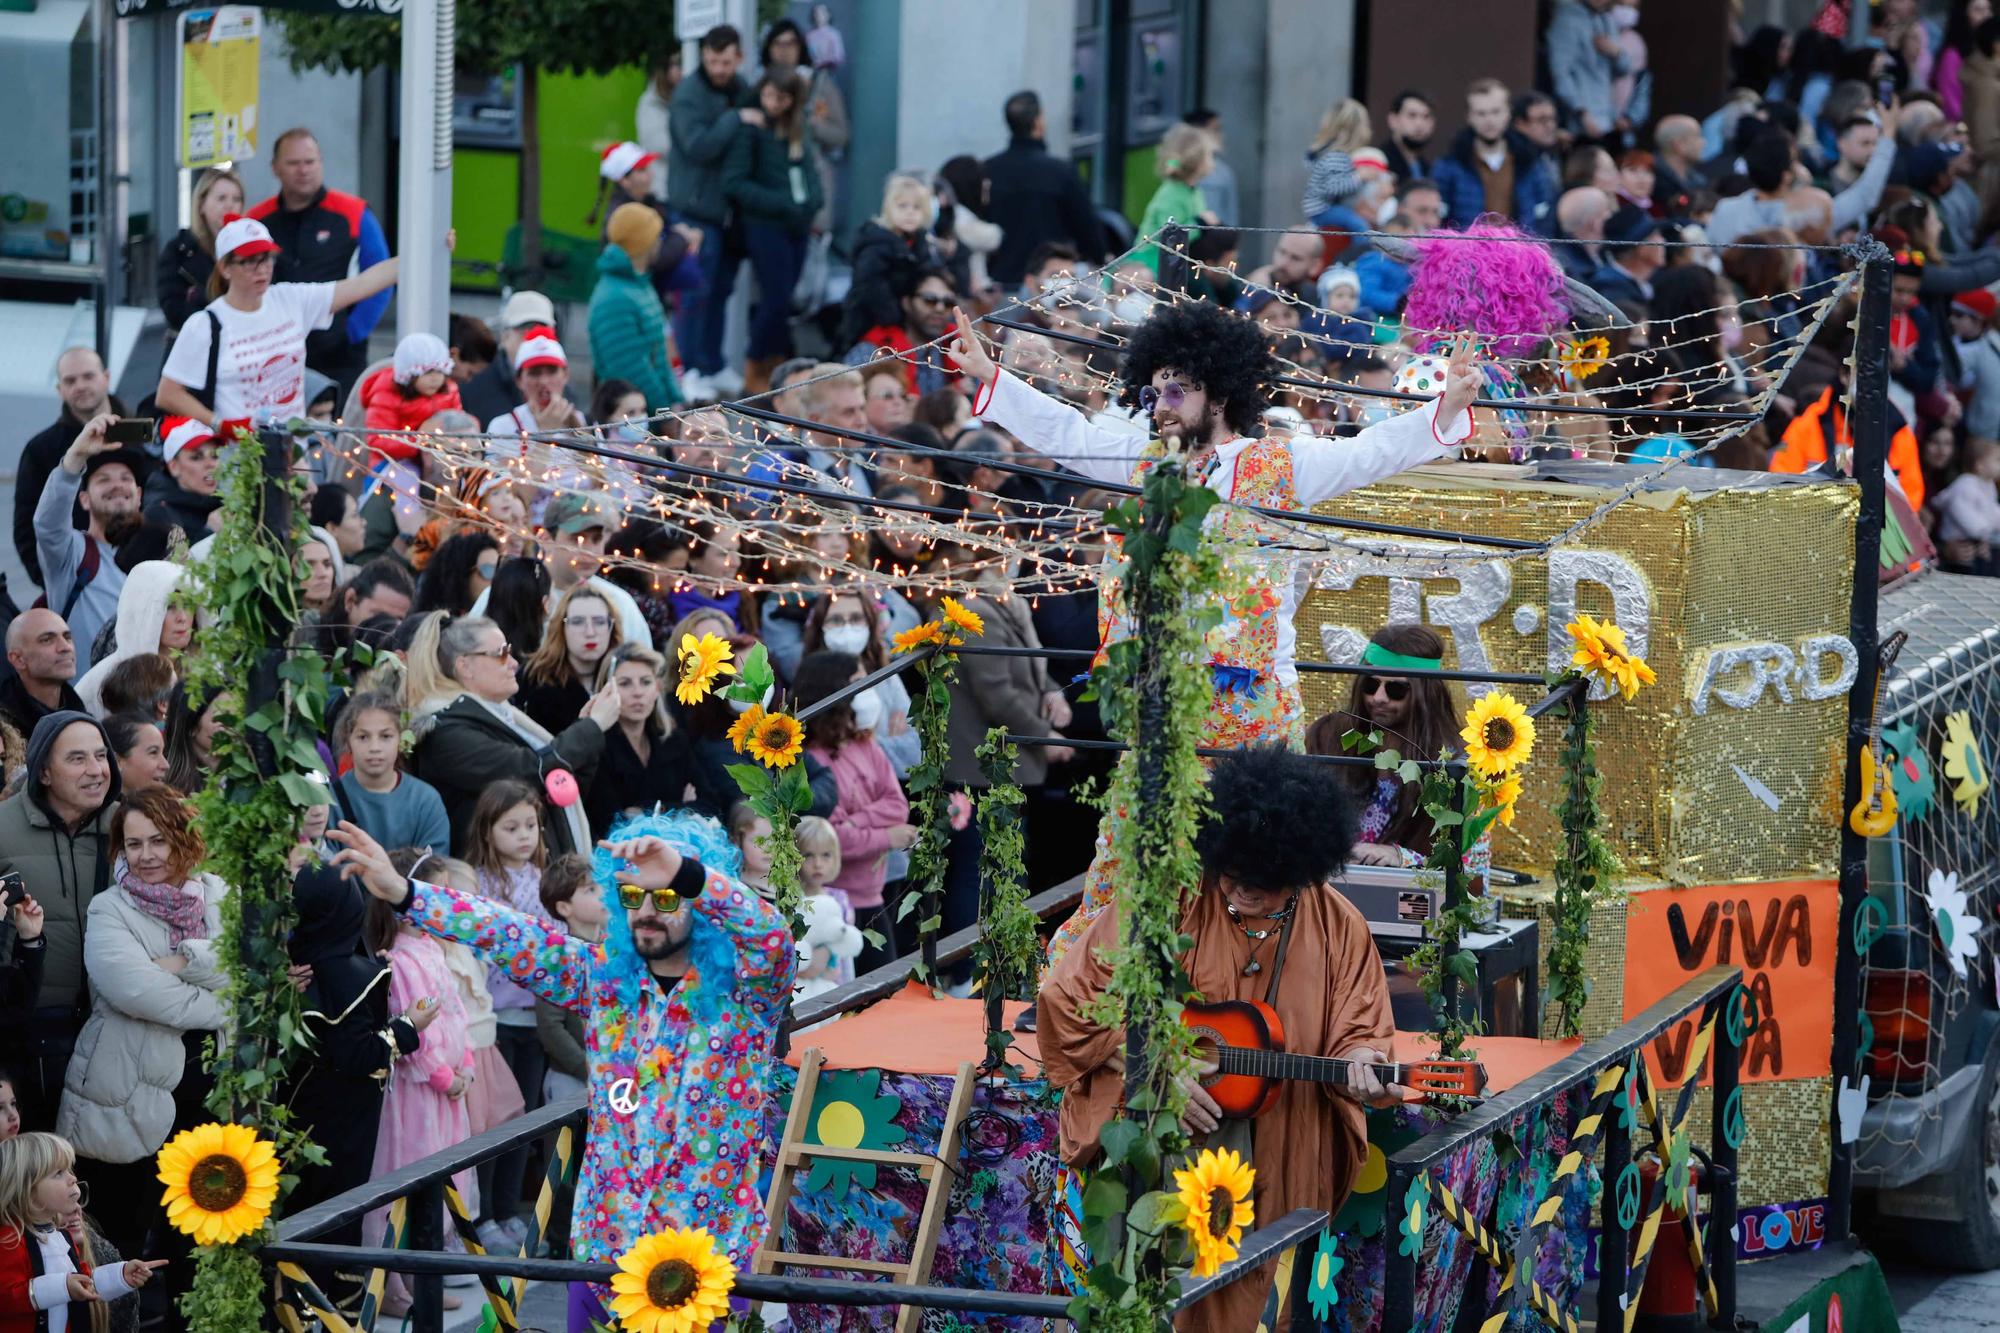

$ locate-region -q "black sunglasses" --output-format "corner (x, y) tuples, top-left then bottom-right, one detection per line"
(1360, 676), (1410, 702)
(911, 293), (953, 308)
(616, 883), (686, 913)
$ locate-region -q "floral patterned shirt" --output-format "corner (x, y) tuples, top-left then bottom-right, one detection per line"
(401, 863), (795, 1266)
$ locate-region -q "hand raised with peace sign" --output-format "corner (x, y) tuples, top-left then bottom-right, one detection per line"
(1435, 334), (1484, 428)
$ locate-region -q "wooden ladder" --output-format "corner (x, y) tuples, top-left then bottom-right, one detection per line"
(755, 1048), (977, 1333)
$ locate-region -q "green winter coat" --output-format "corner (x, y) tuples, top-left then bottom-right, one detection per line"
(722, 125), (823, 235)
(587, 245), (683, 412)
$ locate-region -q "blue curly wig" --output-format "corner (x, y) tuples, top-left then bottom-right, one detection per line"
(592, 808), (746, 1020)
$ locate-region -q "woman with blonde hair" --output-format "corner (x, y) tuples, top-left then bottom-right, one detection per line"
(156, 166), (245, 334)
(586, 642), (732, 833)
(1302, 98), (1373, 224)
(1134, 122), (1217, 273)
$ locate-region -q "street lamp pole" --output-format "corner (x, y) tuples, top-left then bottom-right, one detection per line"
(396, 0), (454, 342)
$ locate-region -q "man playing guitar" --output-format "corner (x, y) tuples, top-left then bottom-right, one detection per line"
(1039, 745), (1402, 1329)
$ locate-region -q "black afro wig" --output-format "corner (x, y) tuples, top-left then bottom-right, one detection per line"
(1194, 746), (1357, 892)
(1117, 300), (1276, 437)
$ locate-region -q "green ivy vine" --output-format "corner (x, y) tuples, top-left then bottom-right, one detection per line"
(972, 728), (1037, 1073)
(898, 631), (964, 985)
(1547, 688), (1620, 1039)
(179, 426), (337, 1331)
(1071, 463), (1225, 1331)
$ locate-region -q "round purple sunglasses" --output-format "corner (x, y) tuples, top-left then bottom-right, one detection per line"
(1138, 381), (1187, 415)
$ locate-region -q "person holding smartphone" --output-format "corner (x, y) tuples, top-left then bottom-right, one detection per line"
(35, 417), (148, 678)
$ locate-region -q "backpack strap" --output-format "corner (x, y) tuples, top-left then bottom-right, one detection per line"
(57, 539), (100, 622)
(191, 309), (223, 412)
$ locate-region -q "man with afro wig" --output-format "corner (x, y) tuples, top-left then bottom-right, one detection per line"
(947, 300), (1483, 966)
(1038, 746), (1398, 1330)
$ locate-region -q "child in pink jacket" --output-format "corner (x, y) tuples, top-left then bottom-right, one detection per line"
(796, 650), (916, 948)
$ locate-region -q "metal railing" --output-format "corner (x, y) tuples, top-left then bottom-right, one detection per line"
(1380, 963), (1747, 1332)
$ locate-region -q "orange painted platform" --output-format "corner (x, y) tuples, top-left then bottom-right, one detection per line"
(790, 982), (1580, 1094)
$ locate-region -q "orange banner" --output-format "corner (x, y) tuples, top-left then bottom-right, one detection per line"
(1621, 880), (1838, 1086)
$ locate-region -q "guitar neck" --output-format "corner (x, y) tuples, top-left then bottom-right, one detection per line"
(1213, 1045), (1401, 1086)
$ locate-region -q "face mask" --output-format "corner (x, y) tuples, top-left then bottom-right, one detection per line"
(822, 623), (871, 655)
(612, 422), (649, 444)
(1113, 294), (1154, 325)
(850, 685), (883, 733)
(1375, 196), (1399, 226)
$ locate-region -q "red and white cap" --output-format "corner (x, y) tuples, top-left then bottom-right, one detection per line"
(215, 213), (280, 261)
(600, 141), (660, 182)
(161, 416), (216, 463)
(515, 325), (567, 372)
(1351, 147), (1391, 175)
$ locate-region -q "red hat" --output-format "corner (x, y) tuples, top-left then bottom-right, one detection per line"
(161, 416), (216, 463)
(515, 326), (567, 372)
(215, 214), (279, 261)
(599, 141), (660, 182)
(1953, 288), (1999, 321)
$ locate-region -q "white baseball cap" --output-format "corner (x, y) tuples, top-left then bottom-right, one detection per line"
(599, 141), (660, 182)
(499, 290), (557, 329)
(215, 214), (280, 262)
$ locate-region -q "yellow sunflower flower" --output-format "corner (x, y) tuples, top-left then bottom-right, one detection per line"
(1566, 613), (1615, 675)
(724, 703), (765, 755)
(675, 632), (736, 706)
(608, 1227), (737, 1333)
(892, 621), (946, 654)
(1173, 1146), (1256, 1278)
(1461, 692), (1535, 778)
(1562, 335), (1611, 380)
(747, 711), (806, 769)
(156, 1122), (282, 1246)
(1566, 613), (1655, 700)
(939, 596), (985, 639)
(1608, 650), (1659, 702)
(1482, 773), (1523, 828)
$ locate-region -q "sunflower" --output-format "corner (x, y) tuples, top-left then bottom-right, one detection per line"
(746, 711), (805, 769)
(1461, 692), (1535, 778)
(725, 703), (765, 755)
(939, 596), (985, 639)
(892, 621), (946, 654)
(1481, 772), (1523, 828)
(608, 1227), (737, 1333)
(1606, 650), (1658, 701)
(1174, 1146), (1256, 1278)
(1566, 613), (1655, 700)
(1561, 335), (1611, 380)
(675, 632), (736, 706)
(156, 1122), (282, 1246)
(1566, 613), (1616, 675)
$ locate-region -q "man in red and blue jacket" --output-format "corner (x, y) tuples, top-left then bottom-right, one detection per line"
(249, 127), (392, 399)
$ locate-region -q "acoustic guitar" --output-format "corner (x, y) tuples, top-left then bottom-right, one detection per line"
(1182, 998), (1489, 1118)
(1849, 631), (1908, 838)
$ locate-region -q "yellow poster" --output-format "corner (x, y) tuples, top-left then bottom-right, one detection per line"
(180, 7), (260, 169)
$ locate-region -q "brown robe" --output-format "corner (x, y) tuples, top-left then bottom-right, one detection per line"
(1038, 885), (1396, 1331)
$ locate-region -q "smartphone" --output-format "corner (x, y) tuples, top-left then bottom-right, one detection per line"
(105, 418), (156, 446)
(1877, 77), (1897, 106)
(0, 873), (24, 909)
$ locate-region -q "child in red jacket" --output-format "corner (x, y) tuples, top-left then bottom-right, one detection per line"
(362, 333), (463, 495)
(0, 1132), (161, 1333)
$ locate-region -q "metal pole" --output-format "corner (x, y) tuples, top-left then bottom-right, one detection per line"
(1597, 1071), (1633, 1331)
(409, 1179), (446, 1333)
(1826, 244), (1891, 1242)
(396, 0), (453, 342)
(1711, 1008), (1742, 1328)
(94, 0), (121, 362)
(1159, 222), (1190, 297)
(1094, 0), (1131, 215)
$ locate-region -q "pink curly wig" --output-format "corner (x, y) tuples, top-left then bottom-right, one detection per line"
(1402, 218), (1569, 360)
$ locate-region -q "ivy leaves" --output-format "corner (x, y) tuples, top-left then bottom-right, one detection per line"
(973, 730), (1038, 1073)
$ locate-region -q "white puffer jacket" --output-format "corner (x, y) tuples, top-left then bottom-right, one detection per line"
(57, 873), (229, 1164)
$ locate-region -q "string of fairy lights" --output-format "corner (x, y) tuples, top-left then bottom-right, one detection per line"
(297, 222), (1858, 604)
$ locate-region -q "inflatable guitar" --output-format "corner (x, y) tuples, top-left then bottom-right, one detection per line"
(1182, 998), (1487, 1118)
(1849, 631), (1908, 838)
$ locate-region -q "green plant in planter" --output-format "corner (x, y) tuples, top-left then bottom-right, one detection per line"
(973, 727), (1037, 1071)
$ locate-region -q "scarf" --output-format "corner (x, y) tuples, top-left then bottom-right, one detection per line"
(119, 867), (209, 948)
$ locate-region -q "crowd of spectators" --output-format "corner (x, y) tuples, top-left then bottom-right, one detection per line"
(7, 7), (2000, 1327)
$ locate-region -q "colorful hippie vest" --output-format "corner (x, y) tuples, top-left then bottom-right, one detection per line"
(1094, 434), (1304, 752)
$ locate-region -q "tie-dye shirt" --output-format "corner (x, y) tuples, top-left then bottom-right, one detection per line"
(399, 863), (794, 1266)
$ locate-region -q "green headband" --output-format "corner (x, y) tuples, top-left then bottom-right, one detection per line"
(1360, 642), (1444, 672)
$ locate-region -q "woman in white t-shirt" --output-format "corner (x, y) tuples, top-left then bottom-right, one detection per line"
(156, 214), (402, 430)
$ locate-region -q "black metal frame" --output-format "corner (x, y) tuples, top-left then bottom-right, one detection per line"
(1379, 964), (1746, 1331)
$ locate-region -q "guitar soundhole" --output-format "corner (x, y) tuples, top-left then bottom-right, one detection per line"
(1188, 1026), (1223, 1084)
